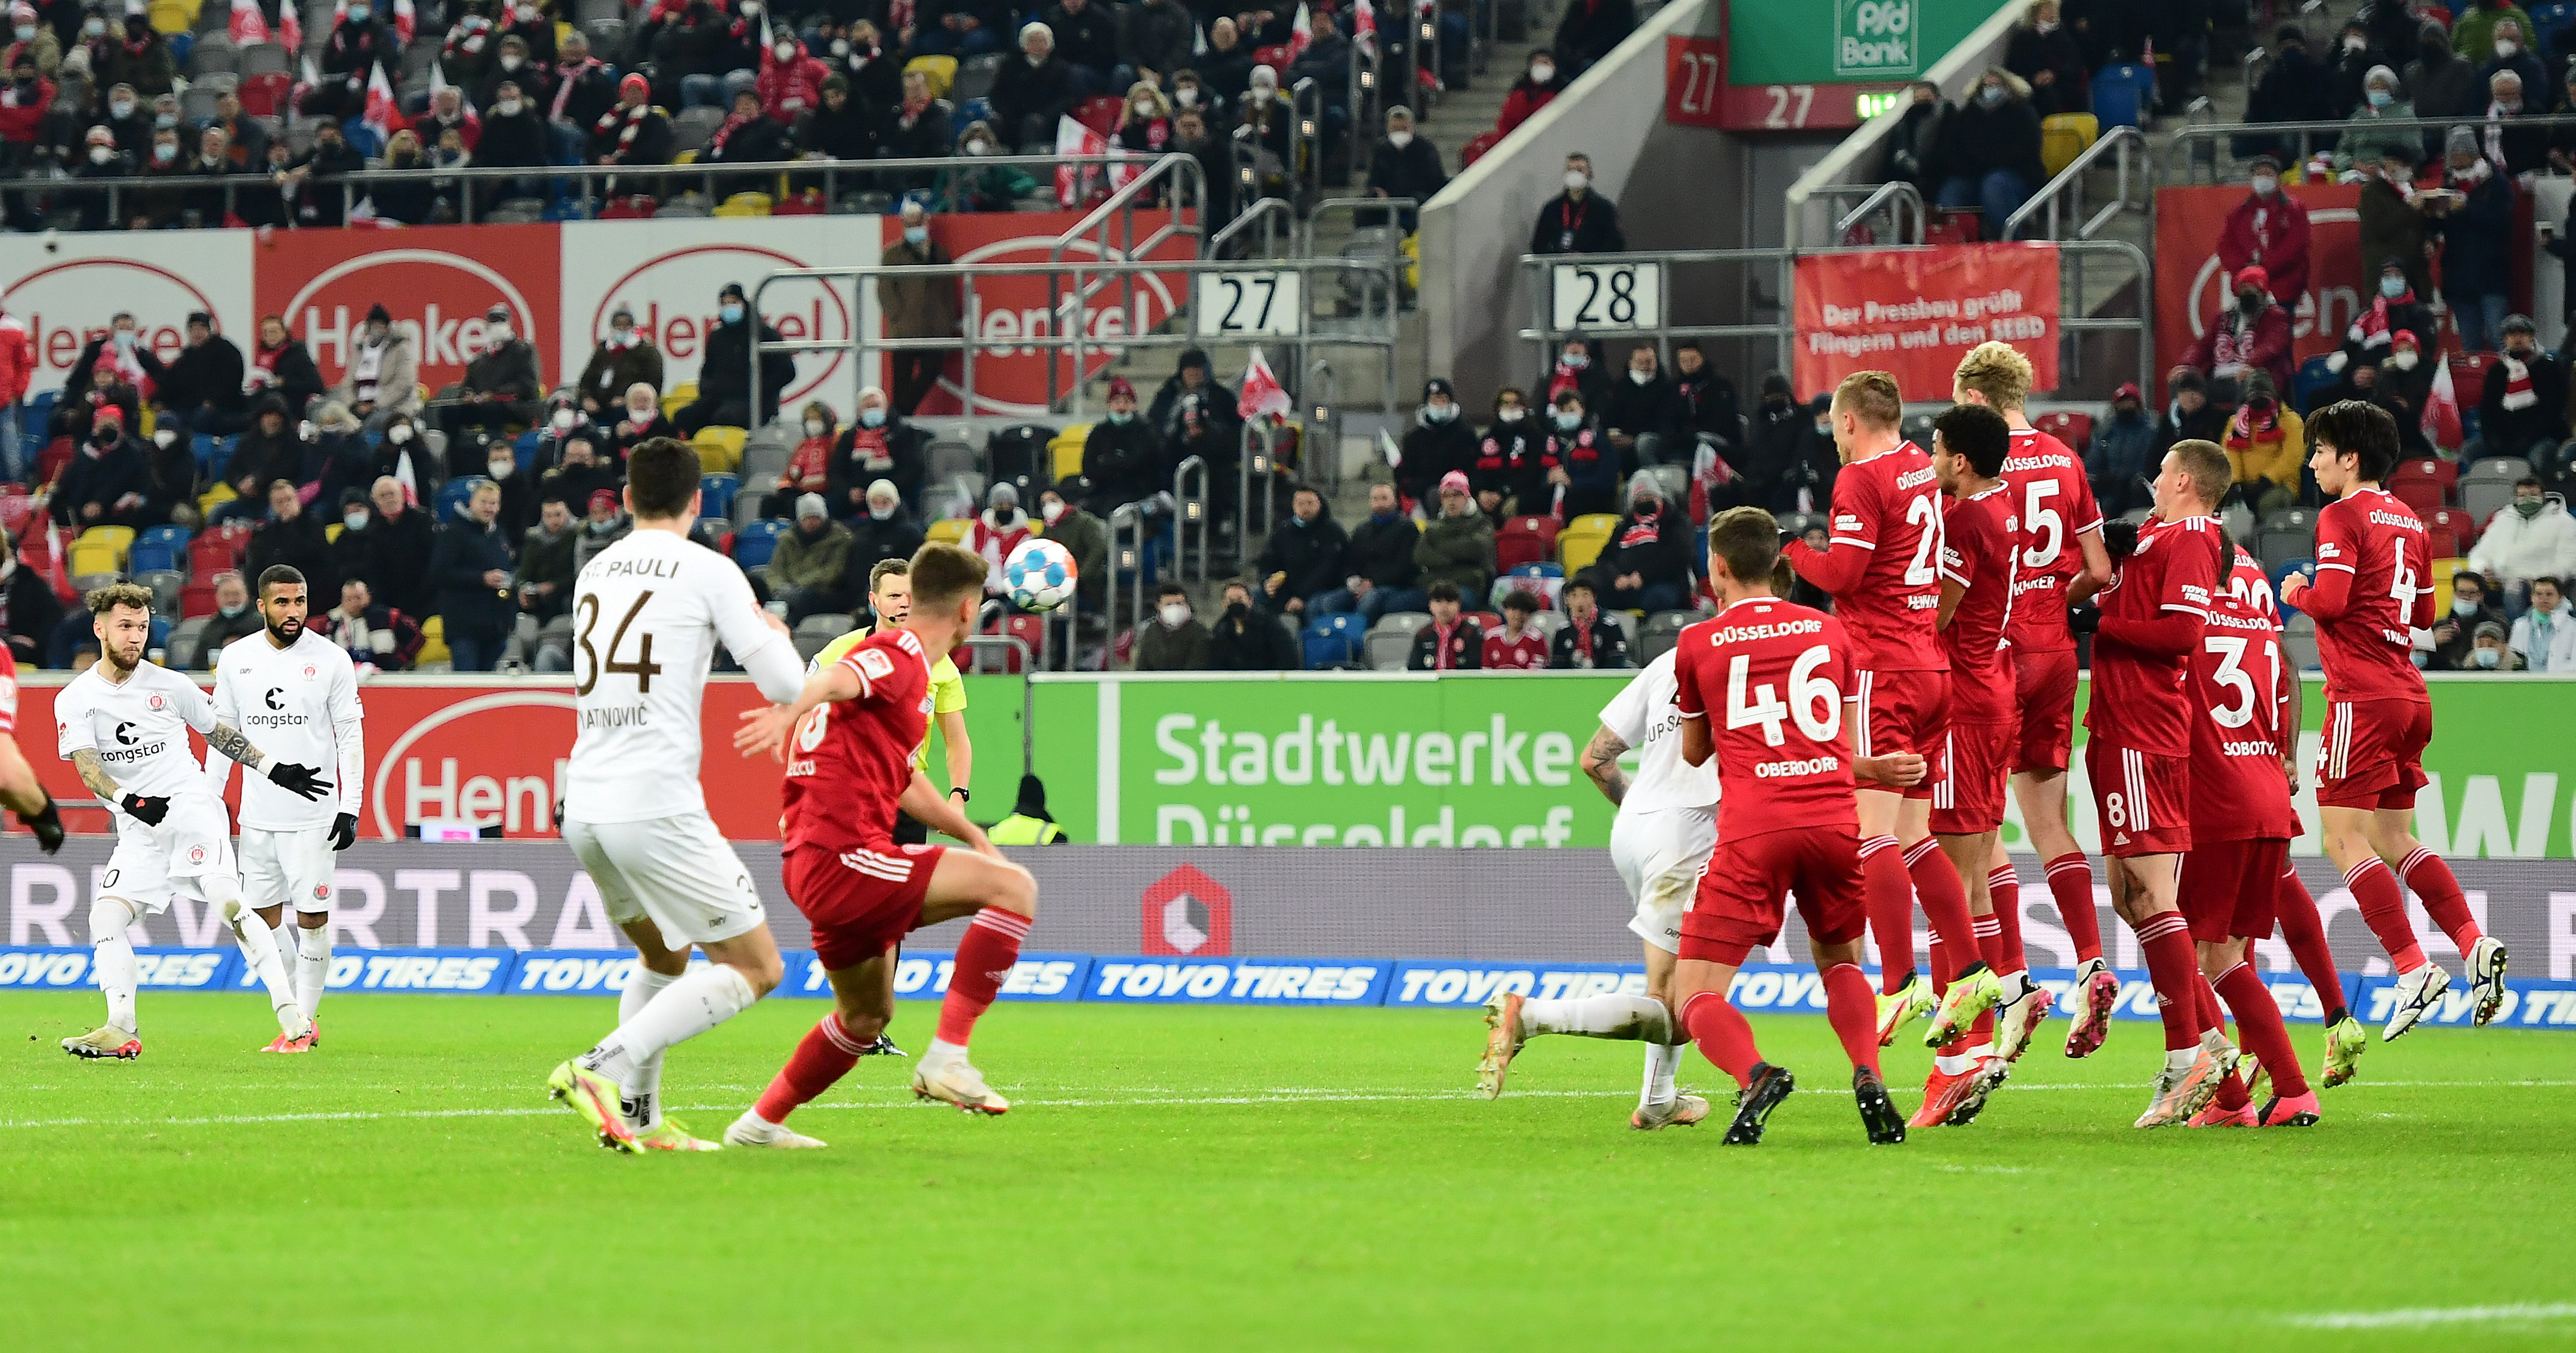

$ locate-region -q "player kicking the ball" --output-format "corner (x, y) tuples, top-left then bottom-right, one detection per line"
(203, 565), (363, 1052)
(726, 543), (1041, 1146)
(1475, 645), (1718, 1131)
(1670, 507), (1929, 1146)
(546, 439), (812, 1152)
(56, 583), (334, 1058)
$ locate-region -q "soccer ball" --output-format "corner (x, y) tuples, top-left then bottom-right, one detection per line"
(1004, 538), (1079, 612)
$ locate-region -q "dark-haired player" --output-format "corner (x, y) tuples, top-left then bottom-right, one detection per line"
(1782, 372), (1995, 1050)
(728, 543), (1042, 1144)
(2281, 401), (2508, 1038)
(1672, 506), (1930, 1146)
(2086, 439), (2236, 1127)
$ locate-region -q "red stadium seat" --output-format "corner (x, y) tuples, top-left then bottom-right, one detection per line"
(1467, 611), (1503, 636)
(1459, 130), (1500, 168)
(1495, 515), (1559, 573)
(238, 71), (292, 117)
(181, 581), (218, 618)
(2032, 410), (2091, 449)
(1075, 95), (1124, 136)
(1253, 43), (1292, 73)
(2387, 455), (2457, 511)
(2425, 506), (2476, 551)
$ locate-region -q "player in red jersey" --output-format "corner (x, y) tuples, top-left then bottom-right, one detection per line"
(1673, 506), (1929, 1146)
(2180, 549), (2324, 1127)
(2084, 439), (2238, 1127)
(1781, 371), (1994, 1052)
(1953, 342), (2117, 1058)
(726, 544), (1041, 1144)
(2281, 400), (2509, 1038)
(1908, 403), (2025, 1127)
(0, 646), (66, 852)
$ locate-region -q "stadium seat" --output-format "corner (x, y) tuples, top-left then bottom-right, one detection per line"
(2425, 506), (2477, 554)
(1074, 94), (1123, 136)
(793, 614), (855, 662)
(732, 519), (787, 568)
(1303, 612), (1365, 668)
(2430, 554), (2468, 612)
(1365, 628), (1413, 671)
(925, 517), (973, 546)
(1372, 611), (1433, 640)
(2040, 112), (2098, 178)
(73, 525), (136, 575)
(181, 581), (217, 618)
(2090, 62), (2154, 129)
(662, 381), (699, 418)
(2387, 457), (2456, 518)
(136, 569), (184, 618)
(2256, 510), (2316, 575)
(1559, 516), (1617, 574)
(434, 477), (478, 524)
(417, 615), (451, 668)
(0, 491), (35, 538)
(2031, 409), (2091, 449)
(1049, 424), (1092, 483)
(1495, 515), (1559, 573)
(2282, 612), (2321, 671)
(713, 193), (773, 218)
(168, 615), (212, 668)
(698, 473), (740, 522)
(1495, 562), (1565, 611)
(690, 426), (746, 473)
(2292, 356), (2338, 414)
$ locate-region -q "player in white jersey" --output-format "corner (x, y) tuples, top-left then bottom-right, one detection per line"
(203, 565), (363, 1052)
(55, 583), (334, 1059)
(547, 439), (810, 1154)
(1476, 649), (1723, 1130)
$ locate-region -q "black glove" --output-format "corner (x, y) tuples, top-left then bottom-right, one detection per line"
(2102, 519), (2140, 565)
(24, 795), (63, 853)
(267, 761), (332, 802)
(2068, 602), (2102, 637)
(330, 812), (358, 851)
(119, 793), (169, 825)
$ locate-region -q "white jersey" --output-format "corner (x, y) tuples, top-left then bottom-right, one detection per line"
(205, 628), (364, 831)
(565, 527), (798, 824)
(55, 661), (223, 805)
(1597, 649), (1722, 815)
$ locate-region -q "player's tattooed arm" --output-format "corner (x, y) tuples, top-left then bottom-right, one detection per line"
(203, 720), (270, 773)
(1581, 725), (1631, 806)
(69, 748), (121, 804)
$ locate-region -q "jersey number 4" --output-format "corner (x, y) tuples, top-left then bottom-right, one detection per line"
(1725, 645), (1841, 747)
(574, 591), (665, 695)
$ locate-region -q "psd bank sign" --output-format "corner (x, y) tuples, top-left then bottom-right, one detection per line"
(1834, 0), (1915, 78)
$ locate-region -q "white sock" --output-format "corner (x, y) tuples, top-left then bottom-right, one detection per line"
(227, 901), (305, 1035)
(581, 964), (757, 1090)
(271, 917), (297, 976)
(294, 923), (333, 1021)
(1640, 1042), (1680, 1108)
(2164, 1046), (2197, 1073)
(1517, 994), (1673, 1041)
(90, 899), (138, 1034)
(617, 966), (679, 1129)
(921, 1037), (969, 1067)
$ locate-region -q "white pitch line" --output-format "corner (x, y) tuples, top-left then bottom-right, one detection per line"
(2281, 1304), (2576, 1330)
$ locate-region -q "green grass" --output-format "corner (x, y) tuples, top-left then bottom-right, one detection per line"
(5, 993), (2574, 1351)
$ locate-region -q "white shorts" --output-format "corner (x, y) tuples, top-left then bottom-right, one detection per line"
(1610, 806), (1717, 956)
(564, 811), (767, 950)
(240, 825), (337, 914)
(100, 796), (238, 917)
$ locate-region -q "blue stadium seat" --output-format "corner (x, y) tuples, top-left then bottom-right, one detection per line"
(699, 473), (740, 522)
(2293, 355), (2337, 414)
(23, 389), (54, 464)
(515, 429), (543, 472)
(2269, 557), (2313, 617)
(2091, 63), (2154, 129)
(1303, 611), (1366, 668)
(434, 476), (479, 523)
(131, 525), (192, 576)
(733, 518), (788, 568)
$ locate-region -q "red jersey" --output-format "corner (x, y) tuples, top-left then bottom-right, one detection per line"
(2306, 487), (2435, 704)
(2226, 544), (2278, 625)
(1939, 483), (2020, 725)
(2086, 514), (2223, 756)
(0, 644), (16, 735)
(1999, 427), (2103, 654)
(1482, 627), (1549, 670)
(1673, 598), (1859, 837)
(2188, 591), (2300, 842)
(780, 628), (933, 853)
(1788, 441), (1945, 673)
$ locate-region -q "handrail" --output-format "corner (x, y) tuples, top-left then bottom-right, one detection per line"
(1292, 77), (1324, 204)
(1305, 359), (1341, 489)
(1828, 180), (1926, 246)
(1299, 195), (1419, 257)
(2002, 124), (2145, 243)
(1239, 420), (1279, 563)
(1173, 453), (1210, 581)
(1047, 152), (1213, 413)
(1210, 195), (1293, 257)
(2162, 111), (2576, 183)
(1110, 503), (1147, 631)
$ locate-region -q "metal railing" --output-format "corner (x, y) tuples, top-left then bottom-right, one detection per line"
(1210, 195), (1294, 257)
(2163, 111), (2576, 184)
(1300, 195), (1420, 257)
(1110, 502), (1148, 630)
(1173, 453), (1211, 582)
(1828, 180), (1926, 246)
(1045, 153), (1213, 409)
(2002, 124), (2146, 243)
(1239, 420), (1282, 565)
(1304, 358), (1343, 489)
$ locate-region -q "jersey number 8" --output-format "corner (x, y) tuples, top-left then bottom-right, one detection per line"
(1724, 645), (1841, 747)
(574, 590), (665, 696)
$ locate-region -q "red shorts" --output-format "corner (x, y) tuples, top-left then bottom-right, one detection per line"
(2010, 646), (2079, 773)
(1930, 720), (2013, 836)
(2317, 699), (2432, 810)
(1853, 668), (1949, 801)
(1680, 825), (1868, 965)
(785, 842), (946, 971)
(2084, 741), (2191, 857)
(2178, 837), (2288, 944)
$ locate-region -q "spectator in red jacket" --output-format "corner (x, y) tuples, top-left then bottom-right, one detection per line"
(2216, 155), (2312, 310)
(1497, 48), (1565, 135)
(0, 304), (29, 483)
(2184, 264), (2296, 398)
(0, 50), (51, 149)
(757, 32), (830, 123)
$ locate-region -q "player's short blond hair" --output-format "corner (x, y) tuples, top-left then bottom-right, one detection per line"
(86, 581), (154, 616)
(908, 541), (989, 611)
(1831, 371), (1903, 430)
(2166, 438), (2232, 510)
(1953, 340), (2033, 411)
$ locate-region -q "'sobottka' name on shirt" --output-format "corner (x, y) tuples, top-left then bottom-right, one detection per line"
(580, 702), (649, 730)
(2220, 738), (2279, 758)
(594, 557), (685, 580)
(1703, 617), (1825, 645)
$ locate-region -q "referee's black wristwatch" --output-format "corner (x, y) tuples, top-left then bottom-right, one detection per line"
(948, 787), (970, 803)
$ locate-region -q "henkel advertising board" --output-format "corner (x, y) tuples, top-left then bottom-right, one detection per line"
(251, 223), (564, 398)
(0, 231), (257, 397)
(903, 209), (1195, 418)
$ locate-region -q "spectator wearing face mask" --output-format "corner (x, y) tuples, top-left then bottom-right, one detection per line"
(2470, 316), (2568, 466)
(513, 497), (579, 634)
(1499, 48), (1565, 135)
(1661, 342), (1742, 468)
(286, 119), (366, 229)
(1150, 349), (1239, 445)
(1935, 68), (2042, 240)
(2216, 158), (2311, 313)
(440, 304), (542, 443)
(573, 486), (631, 574)
(2239, 26), (2332, 164)
(1529, 152), (1624, 256)
(1081, 377), (1164, 517)
(51, 404), (150, 528)
(576, 308), (665, 418)
(2510, 575), (2576, 670)
(968, 482), (1032, 598)
(766, 400), (836, 516)
(345, 476), (439, 621)
(880, 200), (961, 417)
(1208, 577), (1298, 670)
(2152, 367), (2226, 470)
(941, 118), (1043, 209)
(1312, 479), (1426, 621)
(546, 32), (618, 161)
(2334, 65), (2415, 173)
(2005, 0), (2086, 118)
(1032, 486), (1107, 615)
(1548, 578), (1630, 668)
(1235, 66), (1292, 201)
(2480, 69), (2550, 176)
(1744, 371), (1807, 505)
(2087, 381), (2157, 519)
(210, 396), (298, 524)
(483, 440), (538, 541)
(769, 492), (856, 622)
(758, 31), (831, 122)
(1115, 79), (1172, 154)
(192, 572), (264, 667)
(828, 386), (928, 517)
(540, 432), (622, 516)
(1415, 470), (1498, 602)
(2427, 569), (2507, 669)
(330, 304), (421, 433)
(303, 0), (397, 121)
(1544, 335), (1607, 411)
(2220, 370), (2302, 517)
(63, 124), (130, 232)
(2365, 331), (2435, 457)
(2432, 124), (2516, 353)
(2322, 20), (2391, 121)
(590, 72), (674, 167)
(705, 87), (794, 192)
(1397, 378), (1476, 510)
(1541, 390), (1616, 520)
(797, 75), (877, 162)
(677, 282), (791, 434)
(2185, 265), (2293, 397)
(991, 21), (1076, 149)
(1362, 107), (1445, 234)
(1467, 386), (1534, 518)
(1253, 484), (1345, 619)
(1587, 476), (1692, 614)
(2335, 258), (2435, 390)
(1600, 344), (1673, 469)
(53, 311), (142, 441)
(2462, 618), (2523, 670)
(1199, 20), (1254, 101)
(1135, 581), (1209, 670)
(1407, 580), (1483, 670)
(2470, 477), (2576, 609)
(2476, 16), (2547, 101)
(135, 421), (196, 526)
(840, 479), (927, 585)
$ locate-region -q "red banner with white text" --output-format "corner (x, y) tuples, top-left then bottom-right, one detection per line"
(1791, 244), (2060, 400)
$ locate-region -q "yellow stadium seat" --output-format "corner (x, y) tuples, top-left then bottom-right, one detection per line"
(198, 482), (236, 515)
(69, 541), (122, 578)
(663, 381), (699, 418)
(147, 0), (193, 36)
(1050, 423), (1093, 482)
(905, 54), (958, 100)
(325, 523), (343, 544)
(690, 426), (746, 473)
(418, 615), (451, 668)
(77, 525), (136, 566)
(673, 149), (700, 165)
(1559, 531), (1611, 575)
(925, 517), (974, 546)
(714, 193), (774, 218)
(2040, 113), (2099, 178)
(2431, 556), (2466, 612)
(1567, 513), (1620, 539)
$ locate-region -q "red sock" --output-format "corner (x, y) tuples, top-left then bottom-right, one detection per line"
(2345, 858), (2426, 972)
(2399, 847), (2486, 954)
(2044, 852), (2103, 964)
(2272, 867), (2349, 1021)
(935, 908), (1030, 1046)
(1860, 836), (1915, 993)
(1822, 963), (1881, 1077)
(1682, 990), (1761, 1089)
(1988, 865), (2028, 974)
(2133, 911), (2205, 1052)
(1905, 838), (1976, 982)
(753, 1013), (869, 1124)
(2216, 961), (2310, 1099)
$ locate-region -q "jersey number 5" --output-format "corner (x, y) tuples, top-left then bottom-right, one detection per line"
(1724, 645), (1841, 747)
(2022, 479), (2063, 568)
(574, 590), (665, 696)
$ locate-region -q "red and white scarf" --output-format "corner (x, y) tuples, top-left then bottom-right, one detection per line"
(2210, 297), (2266, 369)
(550, 56), (600, 122)
(2502, 356), (2537, 410)
(594, 100), (653, 155)
(2225, 400), (2282, 450)
(2348, 285), (2414, 350)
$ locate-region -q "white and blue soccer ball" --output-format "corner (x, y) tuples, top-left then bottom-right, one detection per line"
(1004, 537), (1079, 612)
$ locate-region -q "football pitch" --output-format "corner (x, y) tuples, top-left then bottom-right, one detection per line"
(7, 993), (2574, 1351)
